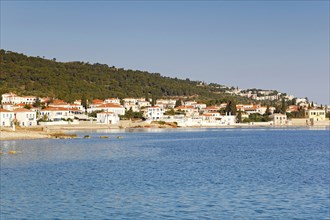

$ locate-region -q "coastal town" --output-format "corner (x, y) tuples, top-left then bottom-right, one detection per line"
(0, 91), (328, 133)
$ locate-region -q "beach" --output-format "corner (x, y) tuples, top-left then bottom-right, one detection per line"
(0, 130), (49, 140)
(0, 120), (175, 140)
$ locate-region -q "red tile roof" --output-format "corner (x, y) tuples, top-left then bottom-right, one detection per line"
(96, 103), (123, 108)
(13, 108), (34, 112)
(0, 108), (12, 112)
(41, 107), (69, 111)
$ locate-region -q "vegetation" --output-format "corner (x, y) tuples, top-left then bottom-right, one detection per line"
(88, 110), (104, 118)
(243, 113), (271, 123)
(0, 49), (252, 104)
(120, 107), (143, 120)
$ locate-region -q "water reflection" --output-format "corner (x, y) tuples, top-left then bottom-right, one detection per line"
(0, 136), (162, 168)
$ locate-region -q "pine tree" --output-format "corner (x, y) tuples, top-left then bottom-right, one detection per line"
(237, 110), (242, 123)
(33, 97), (41, 107)
(175, 99), (182, 107)
(151, 94), (156, 106)
(281, 98), (287, 114)
(225, 100), (237, 115)
(81, 95), (88, 110)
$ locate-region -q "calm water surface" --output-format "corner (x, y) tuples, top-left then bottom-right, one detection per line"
(1, 128), (329, 219)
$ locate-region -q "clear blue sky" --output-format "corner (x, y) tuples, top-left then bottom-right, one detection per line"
(1, 1), (329, 105)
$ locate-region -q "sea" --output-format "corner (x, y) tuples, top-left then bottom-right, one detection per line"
(1, 127), (329, 219)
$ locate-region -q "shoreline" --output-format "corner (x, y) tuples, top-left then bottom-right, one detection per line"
(1, 122), (329, 141)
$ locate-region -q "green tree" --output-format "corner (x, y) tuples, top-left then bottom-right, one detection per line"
(81, 95), (88, 110)
(125, 107), (134, 119)
(33, 97), (41, 107)
(265, 104), (271, 116)
(281, 98), (286, 114)
(88, 110), (103, 118)
(175, 99), (182, 107)
(225, 100), (237, 115)
(164, 108), (175, 115)
(237, 110), (242, 123)
(151, 94), (156, 106)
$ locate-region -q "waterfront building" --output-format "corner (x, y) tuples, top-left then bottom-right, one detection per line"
(271, 113), (288, 125)
(145, 106), (164, 120)
(13, 108), (37, 127)
(97, 112), (120, 124)
(39, 107), (74, 121)
(0, 108), (14, 127)
(87, 103), (125, 116)
(305, 109), (326, 122)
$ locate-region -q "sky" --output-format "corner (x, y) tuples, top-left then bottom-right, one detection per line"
(1, 1), (329, 105)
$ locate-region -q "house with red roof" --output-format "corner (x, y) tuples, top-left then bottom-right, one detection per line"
(174, 106), (199, 117)
(13, 108), (37, 126)
(39, 107), (73, 122)
(87, 103), (125, 116)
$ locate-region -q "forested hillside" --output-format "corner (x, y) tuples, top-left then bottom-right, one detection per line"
(0, 49), (248, 103)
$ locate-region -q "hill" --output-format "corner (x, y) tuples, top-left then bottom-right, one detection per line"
(0, 49), (250, 103)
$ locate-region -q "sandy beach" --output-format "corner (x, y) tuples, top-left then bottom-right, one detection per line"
(1, 120), (328, 141)
(0, 120), (171, 141)
(0, 129), (50, 140)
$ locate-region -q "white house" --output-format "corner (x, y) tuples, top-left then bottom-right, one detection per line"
(220, 115), (236, 125)
(145, 106), (164, 120)
(203, 106), (219, 113)
(195, 103), (207, 110)
(184, 101), (197, 106)
(124, 103), (140, 112)
(1, 93), (20, 104)
(123, 98), (137, 105)
(87, 103), (125, 116)
(1, 93), (38, 105)
(97, 112), (120, 124)
(68, 104), (85, 112)
(21, 96), (37, 105)
(201, 113), (221, 124)
(305, 109), (326, 122)
(156, 99), (176, 109)
(39, 107), (73, 121)
(174, 106), (199, 117)
(13, 108), (37, 127)
(271, 113), (287, 125)
(0, 108), (14, 127)
(137, 100), (151, 108)
(104, 98), (120, 104)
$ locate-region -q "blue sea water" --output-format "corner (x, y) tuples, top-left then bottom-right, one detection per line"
(1, 128), (329, 219)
